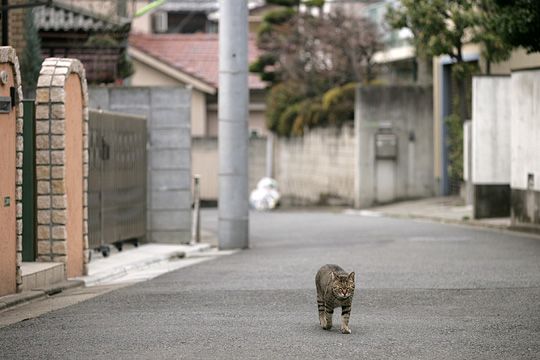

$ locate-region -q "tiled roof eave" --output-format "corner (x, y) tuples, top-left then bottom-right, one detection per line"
(128, 45), (217, 95)
(34, 1), (131, 33)
(128, 34), (268, 91)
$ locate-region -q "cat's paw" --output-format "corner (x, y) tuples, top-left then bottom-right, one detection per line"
(322, 324), (332, 330)
(340, 327), (351, 334)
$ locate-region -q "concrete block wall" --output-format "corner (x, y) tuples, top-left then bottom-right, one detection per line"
(355, 85), (434, 208)
(89, 87), (192, 243)
(471, 76), (511, 218)
(510, 69), (540, 231)
(274, 127), (356, 206)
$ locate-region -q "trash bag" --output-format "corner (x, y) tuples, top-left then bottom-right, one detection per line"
(249, 177), (281, 211)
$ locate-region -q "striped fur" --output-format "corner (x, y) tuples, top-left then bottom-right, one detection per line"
(315, 264), (355, 334)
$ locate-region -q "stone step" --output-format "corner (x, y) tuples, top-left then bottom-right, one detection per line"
(20, 262), (65, 292)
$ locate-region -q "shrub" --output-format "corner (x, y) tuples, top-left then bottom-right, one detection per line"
(291, 98), (326, 136)
(266, 81), (305, 133)
(263, 8), (296, 25)
(445, 113), (463, 184)
(278, 103), (301, 136)
(266, 0), (300, 7)
(322, 83), (356, 126)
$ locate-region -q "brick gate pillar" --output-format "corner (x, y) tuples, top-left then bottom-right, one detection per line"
(35, 58), (89, 277)
(0, 47), (24, 295)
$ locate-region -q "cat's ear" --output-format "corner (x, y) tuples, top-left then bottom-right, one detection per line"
(348, 272), (355, 282)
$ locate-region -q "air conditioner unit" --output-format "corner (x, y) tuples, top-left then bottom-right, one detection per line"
(154, 11), (168, 33)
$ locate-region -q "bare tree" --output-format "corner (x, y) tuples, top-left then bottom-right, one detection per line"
(253, 6), (383, 136)
(255, 9), (383, 93)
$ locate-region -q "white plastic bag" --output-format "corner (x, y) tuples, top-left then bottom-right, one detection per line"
(249, 177), (281, 210)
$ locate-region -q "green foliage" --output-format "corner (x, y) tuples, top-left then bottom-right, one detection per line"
(20, 9), (42, 97)
(249, 54), (276, 73)
(266, 82), (306, 134)
(493, 0), (540, 53)
(445, 113), (464, 183)
(117, 52), (134, 79)
(266, 82), (357, 137)
(256, 21), (273, 39)
(266, 0), (300, 6)
(255, 0), (378, 137)
(304, 0), (325, 7)
(446, 60), (478, 189)
(386, 0), (537, 67)
(261, 71), (277, 83)
(263, 8), (295, 25)
(278, 103), (301, 137)
(386, 0), (475, 60)
(321, 83), (356, 126)
(473, 0), (513, 72)
(291, 98), (326, 136)
(387, 1), (489, 190)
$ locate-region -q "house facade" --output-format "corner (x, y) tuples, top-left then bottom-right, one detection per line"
(128, 33), (267, 137)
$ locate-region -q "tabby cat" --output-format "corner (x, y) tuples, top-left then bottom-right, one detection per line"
(315, 264), (355, 334)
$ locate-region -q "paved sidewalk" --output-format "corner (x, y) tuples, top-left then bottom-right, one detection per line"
(79, 243), (212, 286)
(345, 196), (512, 231)
(0, 242), (212, 312)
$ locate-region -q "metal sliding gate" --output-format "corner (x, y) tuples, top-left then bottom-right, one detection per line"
(88, 110), (147, 257)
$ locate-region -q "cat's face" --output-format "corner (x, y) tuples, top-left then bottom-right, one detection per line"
(331, 272), (355, 299)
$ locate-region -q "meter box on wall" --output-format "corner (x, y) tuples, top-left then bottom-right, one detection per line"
(375, 131), (398, 159)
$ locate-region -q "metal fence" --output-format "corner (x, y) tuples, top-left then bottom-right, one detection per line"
(88, 110), (147, 256)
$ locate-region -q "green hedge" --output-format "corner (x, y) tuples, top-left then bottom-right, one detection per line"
(267, 82), (356, 137)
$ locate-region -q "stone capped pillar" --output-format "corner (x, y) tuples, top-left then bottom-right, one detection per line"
(0, 47), (24, 295)
(35, 58), (89, 277)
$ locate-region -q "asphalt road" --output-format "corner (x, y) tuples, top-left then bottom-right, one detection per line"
(1, 210), (539, 359)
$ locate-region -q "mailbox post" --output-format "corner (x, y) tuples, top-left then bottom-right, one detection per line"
(375, 131), (398, 160)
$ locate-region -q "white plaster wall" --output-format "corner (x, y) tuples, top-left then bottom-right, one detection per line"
(192, 137), (268, 200)
(130, 59), (181, 87)
(463, 121), (471, 182)
(471, 76), (511, 184)
(511, 70), (540, 191)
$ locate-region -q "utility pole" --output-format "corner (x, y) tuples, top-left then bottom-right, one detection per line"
(218, 0), (249, 250)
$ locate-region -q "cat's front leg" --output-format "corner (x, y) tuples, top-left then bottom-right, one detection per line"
(340, 304), (352, 334)
(323, 306), (333, 330)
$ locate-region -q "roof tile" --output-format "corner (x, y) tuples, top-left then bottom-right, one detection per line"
(129, 33), (266, 90)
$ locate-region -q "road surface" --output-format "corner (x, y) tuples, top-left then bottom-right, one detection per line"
(1, 210), (539, 359)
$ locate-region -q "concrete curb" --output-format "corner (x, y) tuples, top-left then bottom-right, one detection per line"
(80, 243), (212, 286)
(373, 211), (540, 238)
(0, 280), (84, 311)
(379, 212), (507, 229)
(345, 207), (540, 240)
